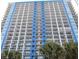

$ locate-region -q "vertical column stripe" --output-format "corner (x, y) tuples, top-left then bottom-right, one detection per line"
(30, 2), (37, 59)
(16, 3), (25, 51)
(41, 2), (46, 46)
(1, 3), (16, 50)
(62, 0), (78, 43)
(57, 2), (68, 43)
(9, 3), (21, 51)
(48, 2), (54, 41)
(22, 3), (30, 59)
(53, 2), (62, 46)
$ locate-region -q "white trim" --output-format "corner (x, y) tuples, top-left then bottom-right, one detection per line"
(16, 3), (25, 51)
(53, 2), (62, 46)
(57, 2), (68, 42)
(22, 3), (30, 59)
(9, 4), (21, 51)
(48, 2), (54, 41)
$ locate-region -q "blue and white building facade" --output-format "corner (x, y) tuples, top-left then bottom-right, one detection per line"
(1, 0), (78, 59)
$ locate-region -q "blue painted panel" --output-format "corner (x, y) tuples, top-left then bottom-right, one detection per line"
(62, 0), (78, 43)
(1, 3), (16, 50)
(30, 2), (37, 59)
(41, 1), (46, 45)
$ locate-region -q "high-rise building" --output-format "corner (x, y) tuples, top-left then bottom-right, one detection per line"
(1, 0), (78, 59)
